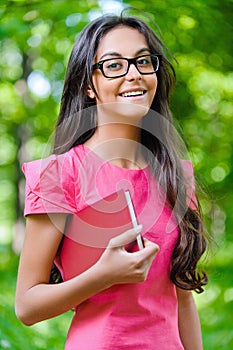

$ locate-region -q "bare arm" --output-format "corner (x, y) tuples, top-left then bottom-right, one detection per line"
(15, 214), (159, 326)
(177, 287), (203, 350)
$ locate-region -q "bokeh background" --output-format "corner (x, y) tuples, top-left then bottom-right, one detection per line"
(0, 0), (232, 349)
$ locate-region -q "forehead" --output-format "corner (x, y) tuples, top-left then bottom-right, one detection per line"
(96, 25), (149, 59)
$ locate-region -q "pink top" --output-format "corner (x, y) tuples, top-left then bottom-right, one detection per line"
(22, 144), (196, 350)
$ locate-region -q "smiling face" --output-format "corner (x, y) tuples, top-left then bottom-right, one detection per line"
(87, 26), (158, 123)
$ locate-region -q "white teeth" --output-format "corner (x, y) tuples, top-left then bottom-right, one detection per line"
(121, 91), (144, 97)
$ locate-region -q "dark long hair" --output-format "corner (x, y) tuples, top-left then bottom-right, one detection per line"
(52, 13), (208, 292)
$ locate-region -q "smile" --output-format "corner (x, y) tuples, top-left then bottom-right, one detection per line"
(120, 90), (146, 97)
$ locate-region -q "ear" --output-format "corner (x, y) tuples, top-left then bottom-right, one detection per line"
(87, 85), (95, 99)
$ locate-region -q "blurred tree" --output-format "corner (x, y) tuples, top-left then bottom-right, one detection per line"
(0, 0), (232, 348)
(1, 0), (232, 247)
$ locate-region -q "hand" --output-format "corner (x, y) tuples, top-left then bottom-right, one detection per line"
(96, 225), (159, 286)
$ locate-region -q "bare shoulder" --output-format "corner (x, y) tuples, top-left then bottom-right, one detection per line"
(24, 214), (66, 251)
(17, 214), (66, 287)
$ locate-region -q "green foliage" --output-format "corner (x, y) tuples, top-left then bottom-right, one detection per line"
(0, 246), (71, 349)
(0, 0), (232, 348)
(195, 242), (233, 349)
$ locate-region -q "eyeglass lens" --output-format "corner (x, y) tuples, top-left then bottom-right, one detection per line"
(102, 55), (159, 78)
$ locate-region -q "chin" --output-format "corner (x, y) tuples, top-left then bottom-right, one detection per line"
(97, 102), (149, 123)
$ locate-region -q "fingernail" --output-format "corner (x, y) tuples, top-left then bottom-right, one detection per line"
(134, 224), (142, 233)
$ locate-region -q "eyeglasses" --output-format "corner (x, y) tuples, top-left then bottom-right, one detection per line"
(92, 54), (161, 78)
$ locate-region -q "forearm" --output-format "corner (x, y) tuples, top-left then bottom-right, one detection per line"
(177, 288), (203, 350)
(15, 262), (111, 326)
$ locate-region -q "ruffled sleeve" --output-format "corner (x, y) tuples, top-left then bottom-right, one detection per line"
(22, 153), (77, 216)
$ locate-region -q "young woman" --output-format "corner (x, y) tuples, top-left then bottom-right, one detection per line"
(15, 13), (208, 350)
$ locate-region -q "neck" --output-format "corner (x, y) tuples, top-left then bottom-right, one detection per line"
(84, 121), (147, 169)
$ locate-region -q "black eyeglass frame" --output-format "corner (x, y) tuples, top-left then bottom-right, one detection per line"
(92, 54), (162, 78)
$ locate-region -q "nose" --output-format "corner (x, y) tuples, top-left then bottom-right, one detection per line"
(125, 62), (142, 80)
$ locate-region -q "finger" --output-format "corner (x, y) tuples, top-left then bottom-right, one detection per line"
(133, 239), (160, 258)
(108, 225), (143, 249)
(143, 238), (160, 252)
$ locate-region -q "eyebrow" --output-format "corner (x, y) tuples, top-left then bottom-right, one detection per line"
(99, 47), (151, 60)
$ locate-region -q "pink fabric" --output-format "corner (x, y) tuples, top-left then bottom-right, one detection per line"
(22, 144), (197, 350)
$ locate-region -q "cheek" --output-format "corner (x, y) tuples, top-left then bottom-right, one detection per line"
(152, 76), (158, 92)
(148, 77), (158, 100)
(93, 79), (119, 103)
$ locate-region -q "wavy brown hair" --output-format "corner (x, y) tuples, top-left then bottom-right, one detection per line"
(52, 12), (208, 292)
